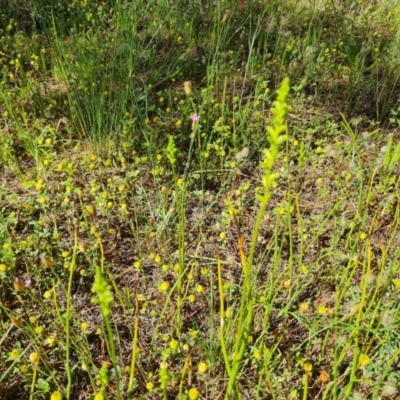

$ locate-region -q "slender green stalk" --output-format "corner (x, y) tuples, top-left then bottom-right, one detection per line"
(92, 255), (121, 399)
(178, 350), (193, 399)
(29, 353), (40, 400)
(225, 78), (290, 399)
(0, 323), (14, 348)
(344, 239), (371, 397)
(127, 292), (140, 394)
(176, 180), (186, 337)
(217, 253), (231, 375)
(65, 226), (79, 399)
(166, 135), (186, 336)
(302, 371), (310, 400)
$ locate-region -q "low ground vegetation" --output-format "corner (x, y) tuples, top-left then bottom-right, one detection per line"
(1, 0), (400, 399)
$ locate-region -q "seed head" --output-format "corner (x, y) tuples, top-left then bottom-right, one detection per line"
(184, 81), (193, 96)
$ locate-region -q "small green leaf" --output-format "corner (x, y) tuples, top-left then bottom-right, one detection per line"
(36, 378), (50, 393)
(394, 279), (400, 289)
(317, 188), (329, 198)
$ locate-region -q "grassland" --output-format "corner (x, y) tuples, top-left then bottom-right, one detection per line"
(1, 0), (400, 399)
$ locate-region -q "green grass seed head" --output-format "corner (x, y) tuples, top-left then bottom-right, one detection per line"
(257, 78), (290, 203)
(91, 266), (113, 316)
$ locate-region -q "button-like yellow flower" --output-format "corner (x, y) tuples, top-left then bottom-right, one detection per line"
(198, 362), (208, 373)
(9, 349), (20, 360)
(359, 354), (370, 367)
(159, 281), (170, 292)
(188, 387), (199, 400)
(50, 391), (63, 400)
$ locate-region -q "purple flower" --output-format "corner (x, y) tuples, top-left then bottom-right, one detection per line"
(13, 277), (31, 291)
(190, 114), (200, 122)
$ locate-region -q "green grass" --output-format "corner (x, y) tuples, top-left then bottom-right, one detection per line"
(1, 0), (400, 399)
